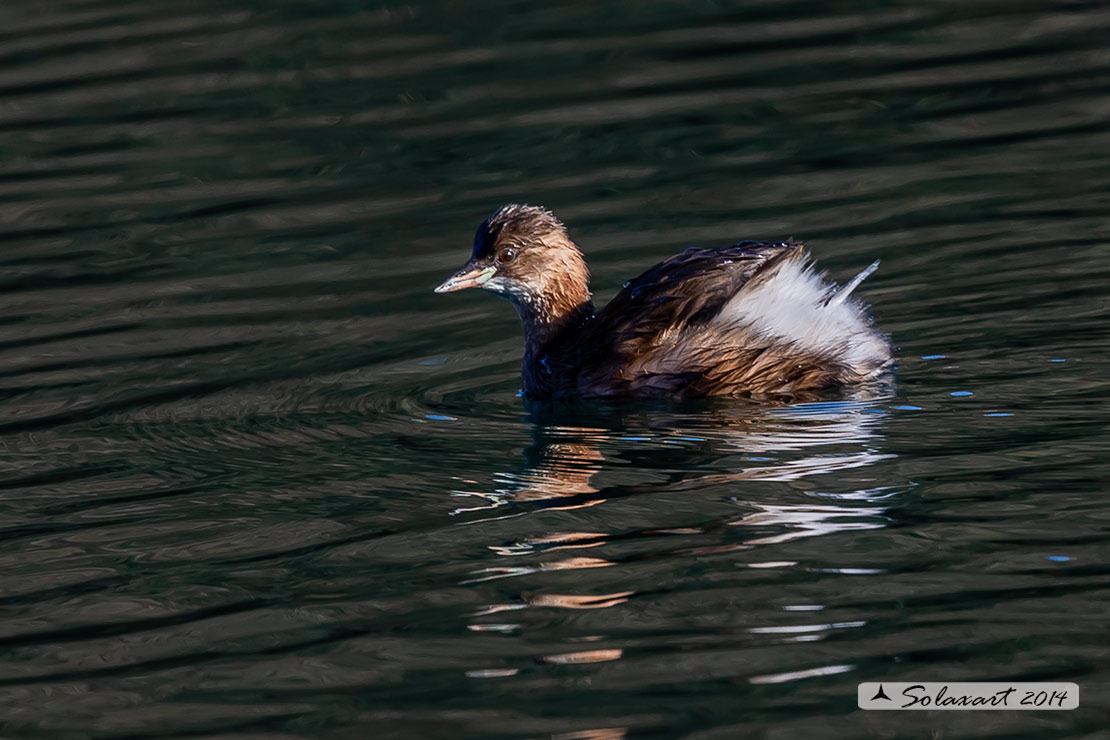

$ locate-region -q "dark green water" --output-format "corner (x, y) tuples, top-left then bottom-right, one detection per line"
(1, 0), (1108, 737)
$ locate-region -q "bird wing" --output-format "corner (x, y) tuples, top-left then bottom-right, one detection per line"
(568, 241), (797, 394)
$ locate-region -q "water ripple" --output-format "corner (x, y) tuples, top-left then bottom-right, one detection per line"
(0, 1), (1107, 738)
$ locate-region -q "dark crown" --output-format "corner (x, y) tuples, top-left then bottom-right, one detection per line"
(473, 204), (567, 258)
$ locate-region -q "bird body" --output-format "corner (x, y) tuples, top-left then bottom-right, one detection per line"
(436, 205), (892, 400)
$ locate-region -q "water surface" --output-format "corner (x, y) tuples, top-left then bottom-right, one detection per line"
(1, 0), (1108, 737)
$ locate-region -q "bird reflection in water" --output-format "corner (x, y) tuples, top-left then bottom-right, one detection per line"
(457, 388), (903, 682)
(454, 384), (901, 583)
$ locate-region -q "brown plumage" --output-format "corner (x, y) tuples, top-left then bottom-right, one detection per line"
(435, 204), (893, 400)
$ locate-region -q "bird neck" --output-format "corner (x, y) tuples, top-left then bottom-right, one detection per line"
(514, 292), (595, 353)
(517, 293), (593, 399)
(512, 244), (594, 353)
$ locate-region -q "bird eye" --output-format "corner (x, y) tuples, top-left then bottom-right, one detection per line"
(497, 247), (517, 264)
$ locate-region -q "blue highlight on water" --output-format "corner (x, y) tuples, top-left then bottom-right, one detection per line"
(922, 354), (947, 360)
(950, 391), (973, 396)
(1046, 555), (1071, 562)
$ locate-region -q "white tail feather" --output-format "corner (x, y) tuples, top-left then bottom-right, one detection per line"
(716, 253), (890, 374)
(828, 259), (880, 307)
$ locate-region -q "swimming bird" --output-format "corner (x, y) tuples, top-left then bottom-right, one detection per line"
(435, 204), (892, 400)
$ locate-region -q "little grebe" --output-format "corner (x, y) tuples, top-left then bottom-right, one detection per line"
(436, 204), (892, 400)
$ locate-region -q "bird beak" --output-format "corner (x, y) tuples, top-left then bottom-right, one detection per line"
(434, 262), (495, 293)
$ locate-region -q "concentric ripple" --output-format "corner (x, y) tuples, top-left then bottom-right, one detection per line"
(0, 0), (1107, 737)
